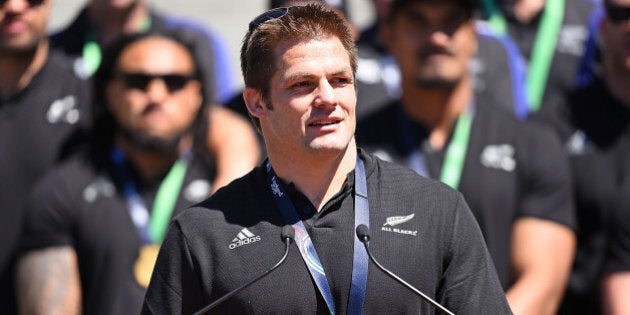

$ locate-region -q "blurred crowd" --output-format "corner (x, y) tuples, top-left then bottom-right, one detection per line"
(0, 0), (628, 314)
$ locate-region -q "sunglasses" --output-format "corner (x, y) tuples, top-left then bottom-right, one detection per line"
(248, 7), (290, 32)
(0, 0), (45, 7)
(115, 72), (196, 93)
(606, 3), (630, 23)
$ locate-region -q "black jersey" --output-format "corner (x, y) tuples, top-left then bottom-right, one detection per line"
(356, 101), (575, 289)
(142, 151), (512, 314)
(0, 50), (91, 313)
(531, 74), (630, 315)
(19, 147), (217, 315)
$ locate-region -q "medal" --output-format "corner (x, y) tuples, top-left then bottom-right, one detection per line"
(134, 244), (160, 288)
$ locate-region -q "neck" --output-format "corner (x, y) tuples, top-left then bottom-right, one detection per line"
(86, 0), (149, 45)
(512, 0), (546, 23)
(400, 77), (473, 150)
(115, 134), (192, 181)
(605, 62), (630, 107)
(0, 41), (48, 99)
(267, 141), (358, 211)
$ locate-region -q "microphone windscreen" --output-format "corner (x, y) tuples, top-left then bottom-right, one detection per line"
(281, 225), (295, 242)
(356, 224), (370, 241)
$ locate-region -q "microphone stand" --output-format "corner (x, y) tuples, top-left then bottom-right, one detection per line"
(356, 224), (455, 315)
(193, 227), (294, 315)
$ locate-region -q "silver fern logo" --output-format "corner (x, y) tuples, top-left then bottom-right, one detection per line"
(383, 214), (415, 226)
(382, 214), (418, 236)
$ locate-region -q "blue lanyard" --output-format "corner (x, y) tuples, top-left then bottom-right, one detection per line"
(265, 156), (369, 314)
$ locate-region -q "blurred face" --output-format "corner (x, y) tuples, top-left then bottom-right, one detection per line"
(106, 37), (202, 151)
(0, 0), (50, 52)
(383, 1), (476, 89)
(245, 36), (357, 157)
(602, 0), (630, 72)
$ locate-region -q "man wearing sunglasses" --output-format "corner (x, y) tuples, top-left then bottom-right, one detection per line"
(16, 31), (224, 315)
(143, 4), (511, 314)
(0, 0), (92, 313)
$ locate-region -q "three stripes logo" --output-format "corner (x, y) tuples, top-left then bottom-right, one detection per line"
(229, 228), (261, 249)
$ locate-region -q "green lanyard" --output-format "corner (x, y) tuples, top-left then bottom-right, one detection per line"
(440, 109), (473, 189)
(404, 107), (473, 190)
(481, 0), (565, 111)
(149, 156), (188, 243)
(111, 147), (189, 244)
(81, 17), (152, 77)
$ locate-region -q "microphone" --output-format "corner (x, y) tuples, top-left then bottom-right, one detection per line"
(193, 225), (295, 315)
(356, 224), (455, 315)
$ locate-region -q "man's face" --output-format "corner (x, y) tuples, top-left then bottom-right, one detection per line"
(602, 0), (630, 72)
(0, 0), (50, 52)
(106, 37), (202, 150)
(384, 1), (477, 89)
(247, 36), (357, 157)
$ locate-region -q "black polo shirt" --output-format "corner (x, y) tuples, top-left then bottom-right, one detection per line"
(356, 101), (576, 289)
(0, 49), (91, 313)
(19, 146), (216, 315)
(143, 151), (512, 314)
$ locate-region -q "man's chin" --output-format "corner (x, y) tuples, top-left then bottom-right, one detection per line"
(123, 130), (183, 154)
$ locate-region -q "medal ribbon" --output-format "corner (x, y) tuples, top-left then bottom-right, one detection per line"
(110, 147), (190, 244)
(481, 0), (565, 111)
(265, 156), (369, 314)
(401, 104), (474, 190)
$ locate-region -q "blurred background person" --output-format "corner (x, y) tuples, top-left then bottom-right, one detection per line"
(527, 0), (630, 313)
(479, 0), (601, 114)
(0, 0), (92, 313)
(50, 0), (236, 105)
(356, 0), (576, 313)
(16, 31), (227, 315)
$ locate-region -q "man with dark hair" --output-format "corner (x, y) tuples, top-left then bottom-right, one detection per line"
(0, 0), (92, 313)
(143, 4), (511, 314)
(356, 0), (576, 314)
(16, 31), (220, 315)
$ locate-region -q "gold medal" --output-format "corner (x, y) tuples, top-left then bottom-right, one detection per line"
(134, 244), (160, 288)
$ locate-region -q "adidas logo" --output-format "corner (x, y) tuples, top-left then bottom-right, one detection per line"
(228, 228), (261, 250)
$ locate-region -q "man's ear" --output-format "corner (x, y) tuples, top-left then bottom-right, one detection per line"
(243, 87), (267, 118)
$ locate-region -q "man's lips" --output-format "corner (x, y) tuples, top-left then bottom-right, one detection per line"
(1, 20), (29, 35)
(307, 117), (342, 127)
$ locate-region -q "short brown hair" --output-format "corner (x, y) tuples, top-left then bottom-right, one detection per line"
(240, 4), (358, 130)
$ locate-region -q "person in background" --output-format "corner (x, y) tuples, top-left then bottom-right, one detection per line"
(479, 0), (601, 115)
(533, 0), (630, 313)
(142, 4), (512, 314)
(0, 0), (92, 313)
(50, 0), (235, 104)
(360, 0), (530, 119)
(356, 0), (576, 314)
(16, 31), (228, 315)
(50, 0), (262, 181)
